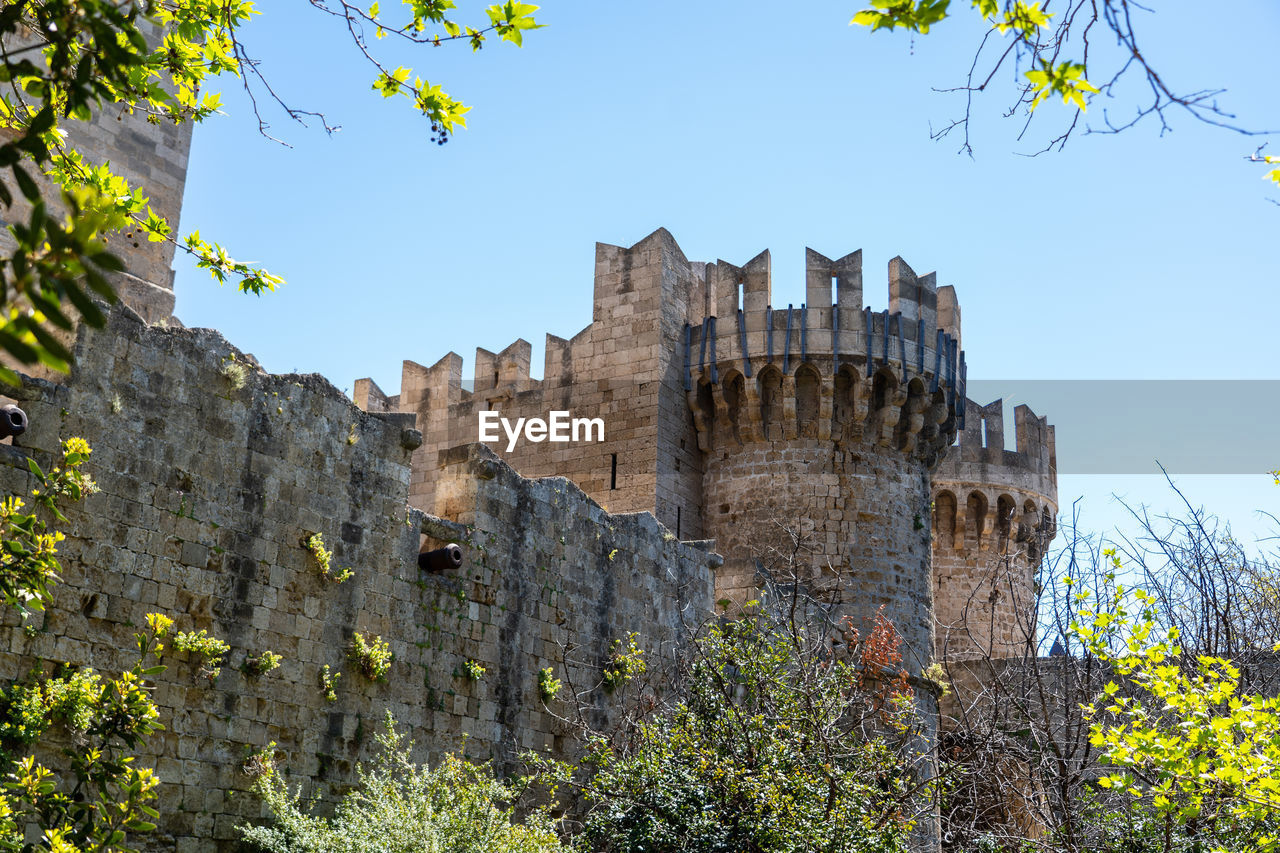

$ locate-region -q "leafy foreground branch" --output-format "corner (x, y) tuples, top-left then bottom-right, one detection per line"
(851, 0), (1274, 185)
(0, 439), (196, 853)
(0, 0), (540, 379)
(1075, 577), (1280, 853)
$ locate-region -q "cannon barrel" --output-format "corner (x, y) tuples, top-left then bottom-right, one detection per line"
(418, 543), (463, 572)
(0, 405), (27, 439)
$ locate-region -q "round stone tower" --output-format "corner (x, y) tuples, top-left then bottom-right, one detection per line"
(931, 398), (1057, 662)
(685, 248), (965, 674)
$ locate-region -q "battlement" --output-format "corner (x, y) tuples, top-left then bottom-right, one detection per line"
(687, 246), (961, 347)
(683, 249), (965, 464)
(931, 398), (1057, 557)
(935, 398), (1056, 501)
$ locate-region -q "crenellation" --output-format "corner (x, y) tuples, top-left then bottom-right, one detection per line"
(936, 285), (962, 348)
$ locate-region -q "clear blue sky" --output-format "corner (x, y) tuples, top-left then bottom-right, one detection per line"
(171, 1), (1280, 552)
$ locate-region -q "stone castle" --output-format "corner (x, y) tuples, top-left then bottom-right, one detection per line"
(0, 95), (1056, 852)
(355, 229), (1058, 674)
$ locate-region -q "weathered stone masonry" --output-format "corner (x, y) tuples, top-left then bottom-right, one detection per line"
(932, 398), (1057, 662)
(0, 306), (716, 852)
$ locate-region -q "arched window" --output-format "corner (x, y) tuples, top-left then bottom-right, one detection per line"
(758, 366), (783, 441)
(934, 490), (957, 550)
(996, 494), (1016, 550)
(967, 491), (989, 548)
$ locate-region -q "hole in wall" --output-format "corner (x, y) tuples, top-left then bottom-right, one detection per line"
(610, 453), (617, 490)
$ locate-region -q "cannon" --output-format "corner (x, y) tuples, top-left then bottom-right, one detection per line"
(0, 405), (27, 439)
(418, 543), (463, 572)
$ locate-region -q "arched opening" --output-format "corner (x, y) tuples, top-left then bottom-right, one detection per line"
(896, 376), (926, 449)
(871, 368), (892, 413)
(795, 364), (820, 438)
(723, 370), (744, 443)
(758, 366), (783, 441)
(966, 491), (989, 549)
(934, 490), (957, 550)
(996, 494), (1016, 551)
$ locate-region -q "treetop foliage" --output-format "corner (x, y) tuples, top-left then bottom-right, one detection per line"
(0, 0), (539, 380)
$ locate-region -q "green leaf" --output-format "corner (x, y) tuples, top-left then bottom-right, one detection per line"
(11, 164), (39, 202)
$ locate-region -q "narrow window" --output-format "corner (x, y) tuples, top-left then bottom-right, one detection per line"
(831, 274), (838, 306)
(676, 506), (682, 539)
(610, 453), (617, 490)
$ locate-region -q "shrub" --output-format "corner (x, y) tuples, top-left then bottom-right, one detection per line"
(546, 593), (924, 853)
(241, 713), (568, 853)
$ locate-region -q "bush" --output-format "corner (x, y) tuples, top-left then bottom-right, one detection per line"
(241, 713), (568, 853)
(555, 597), (926, 853)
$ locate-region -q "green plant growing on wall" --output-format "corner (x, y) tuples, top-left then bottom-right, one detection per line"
(319, 665), (341, 703)
(461, 659), (486, 682)
(922, 661), (950, 697)
(240, 712), (567, 853)
(537, 667), (562, 702)
(161, 621), (231, 682)
(220, 355), (248, 391)
(0, 438), (216, 852)
(601, 633), (645, 694)
(242, 651), (283, 678)
(351, 632), (393, 682)
(303, 532), (353, 584)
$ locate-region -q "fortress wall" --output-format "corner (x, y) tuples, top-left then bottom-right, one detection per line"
(0, 305), (716, 852)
